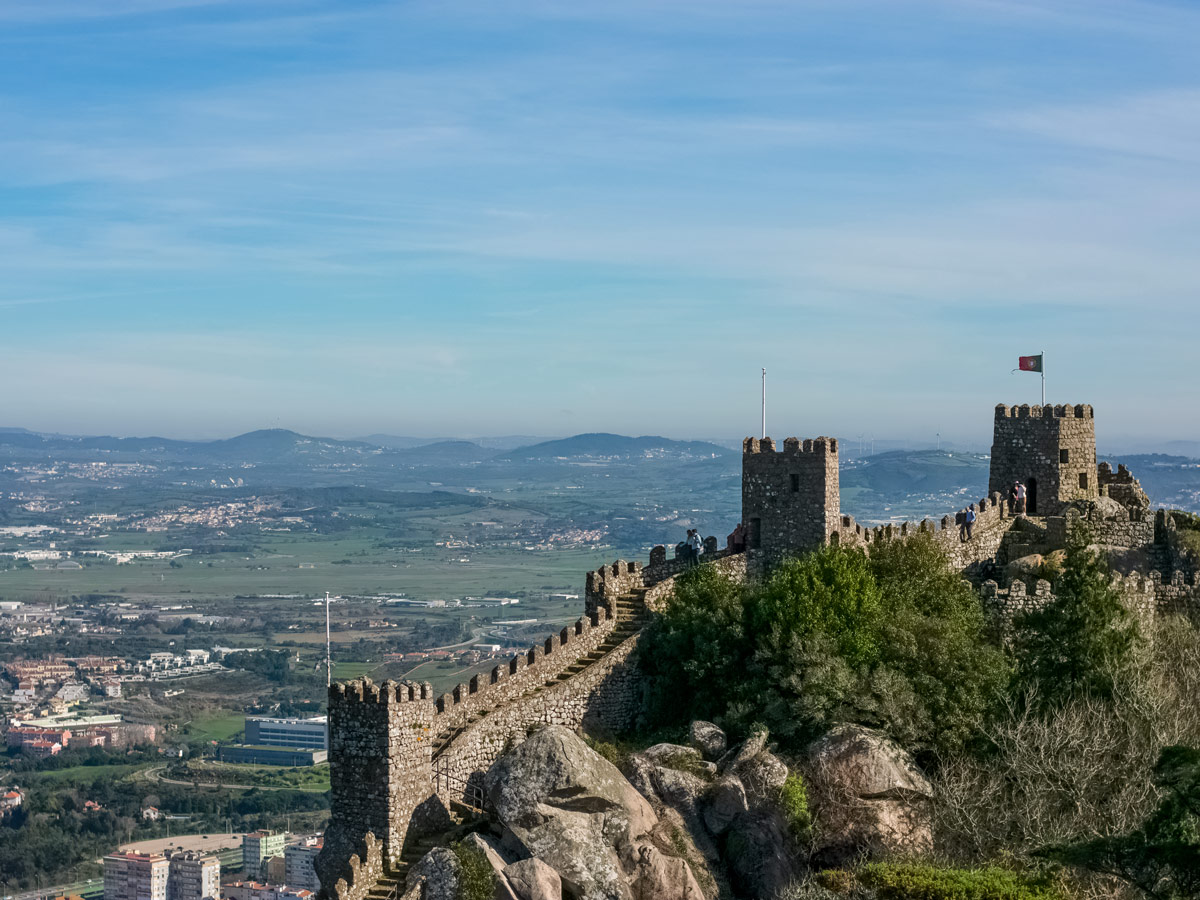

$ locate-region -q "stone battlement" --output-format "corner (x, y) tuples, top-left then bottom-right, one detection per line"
(981, 568), (1160, 636)
(428, 607), (615, 737)
(994, 403), (1094, 419)
(329, 680), (436, 705)
(743, 436), (839, 455)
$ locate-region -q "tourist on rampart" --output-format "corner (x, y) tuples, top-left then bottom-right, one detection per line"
(956, 508), (967, 542)
(687, 529), (703, 565)
(965, 503), (977, 540)
(1015, 481), (1028, 516)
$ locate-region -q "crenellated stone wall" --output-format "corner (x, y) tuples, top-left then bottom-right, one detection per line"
(981, 569), (1159, 636)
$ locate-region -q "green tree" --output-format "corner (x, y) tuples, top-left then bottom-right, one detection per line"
(1014, 532), (1141, 707)
(641, 537), (1008, 755)
(640, 561), (752, 727)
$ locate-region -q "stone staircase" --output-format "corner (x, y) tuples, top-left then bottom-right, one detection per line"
(429, 587), (649, 753)
(999, 516), (1051, 564)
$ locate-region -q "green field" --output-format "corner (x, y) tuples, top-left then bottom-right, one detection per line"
(176, 760), (331, 792)
(331, 660), (381, 679)
(31, 762), (153, 784)
(0, 533), (607, 609)
(185, 711), (245, 743)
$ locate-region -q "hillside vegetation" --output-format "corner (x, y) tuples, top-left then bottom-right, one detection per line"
(639, 535), (1200, 899)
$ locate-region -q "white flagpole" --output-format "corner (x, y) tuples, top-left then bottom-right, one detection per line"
(1041, 350), (1045, 406)
(761, 368), (766, 439)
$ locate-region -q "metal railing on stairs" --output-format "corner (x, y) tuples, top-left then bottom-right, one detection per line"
(433, 755), (491, 816)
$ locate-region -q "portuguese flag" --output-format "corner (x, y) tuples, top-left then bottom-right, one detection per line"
(1018, 354), (1043, 373)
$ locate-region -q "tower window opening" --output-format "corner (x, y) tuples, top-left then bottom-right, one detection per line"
(790, 474), (800, 493)
(1079, 472), (1088, 489)
(1060, 449), (1070, 463)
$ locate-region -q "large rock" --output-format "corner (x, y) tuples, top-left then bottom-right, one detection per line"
(730, 749), (788, 805)
(485, 726), (659, 900)
(806, 724), (934, 865)
(689, 722), (727, 761)
(620, 842), (705, 900)
(723, 809), (800, 898)
(700, 776), (747, 836)
(406, 848), (460, 900)
(716, 727), (768, 775)
(641, 743), (715, 778)
(503, 858), (562, 900)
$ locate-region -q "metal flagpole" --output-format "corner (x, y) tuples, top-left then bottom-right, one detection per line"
(1041, 350), (1045, 406)
(325, 591), (332, 688)
(761, 368), (766, 439)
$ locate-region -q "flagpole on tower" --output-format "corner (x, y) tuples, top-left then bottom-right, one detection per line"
(761, 368), (767, 439)
(1041, 350), (1045, 407)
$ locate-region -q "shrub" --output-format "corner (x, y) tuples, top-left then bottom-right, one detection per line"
(933, 616), (1200, 889)
(855, 862), (1065, 900)
(639, 560), (752, 728)
(779, 772), (813, 841)
(450, 842), (496, 900)
(656, 749), (714, 781)
(582, 734), (630, 770)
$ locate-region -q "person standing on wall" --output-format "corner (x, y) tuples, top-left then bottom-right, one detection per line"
(965, 503), (977, 540)
(956, 508), (967, 542)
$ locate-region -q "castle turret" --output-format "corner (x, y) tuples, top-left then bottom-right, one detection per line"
(989, 404), (1098, 516)
(315, 678), (439, 890)
(742, 435), (840, 575)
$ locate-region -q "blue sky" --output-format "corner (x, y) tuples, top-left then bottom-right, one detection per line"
(2, 0), (1198, 445)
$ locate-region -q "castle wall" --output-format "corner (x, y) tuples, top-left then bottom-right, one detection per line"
(429, 632), (645, 811)
(430, 551), (746, 811)
(1153, 569), (1200, 620)
(742, 436), (839, 575)
(429, 607), (616, 741)
(318, 681), (438, 880)
(981, 570), (1158, 637)
(989, 404), (1098, 516)
(833, 492), (1015, 575)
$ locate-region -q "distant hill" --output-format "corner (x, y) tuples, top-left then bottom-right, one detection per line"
(498, 433), (729, 461)
(0, 427), (380, 464)
(391, 440), (493, 464)
(843, 449), (990, 498)
(358, 433), (557, 451)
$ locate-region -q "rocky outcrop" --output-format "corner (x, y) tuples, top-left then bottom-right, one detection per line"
(503, 859), (561, 900)
(406, 848), (461, 900)
(627, 726), (798, 900)
(484, 725), (704, 900)
(805, 724), (933, 866)
(700, 776), (746, 836)
(688, 722), (727, 761)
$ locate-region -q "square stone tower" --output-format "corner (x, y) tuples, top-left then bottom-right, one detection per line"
(742, 436), (840, 575)
(989, 404), (1098, 516)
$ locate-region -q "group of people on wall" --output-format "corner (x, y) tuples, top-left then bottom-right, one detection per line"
(957, 480), (1029, 542)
